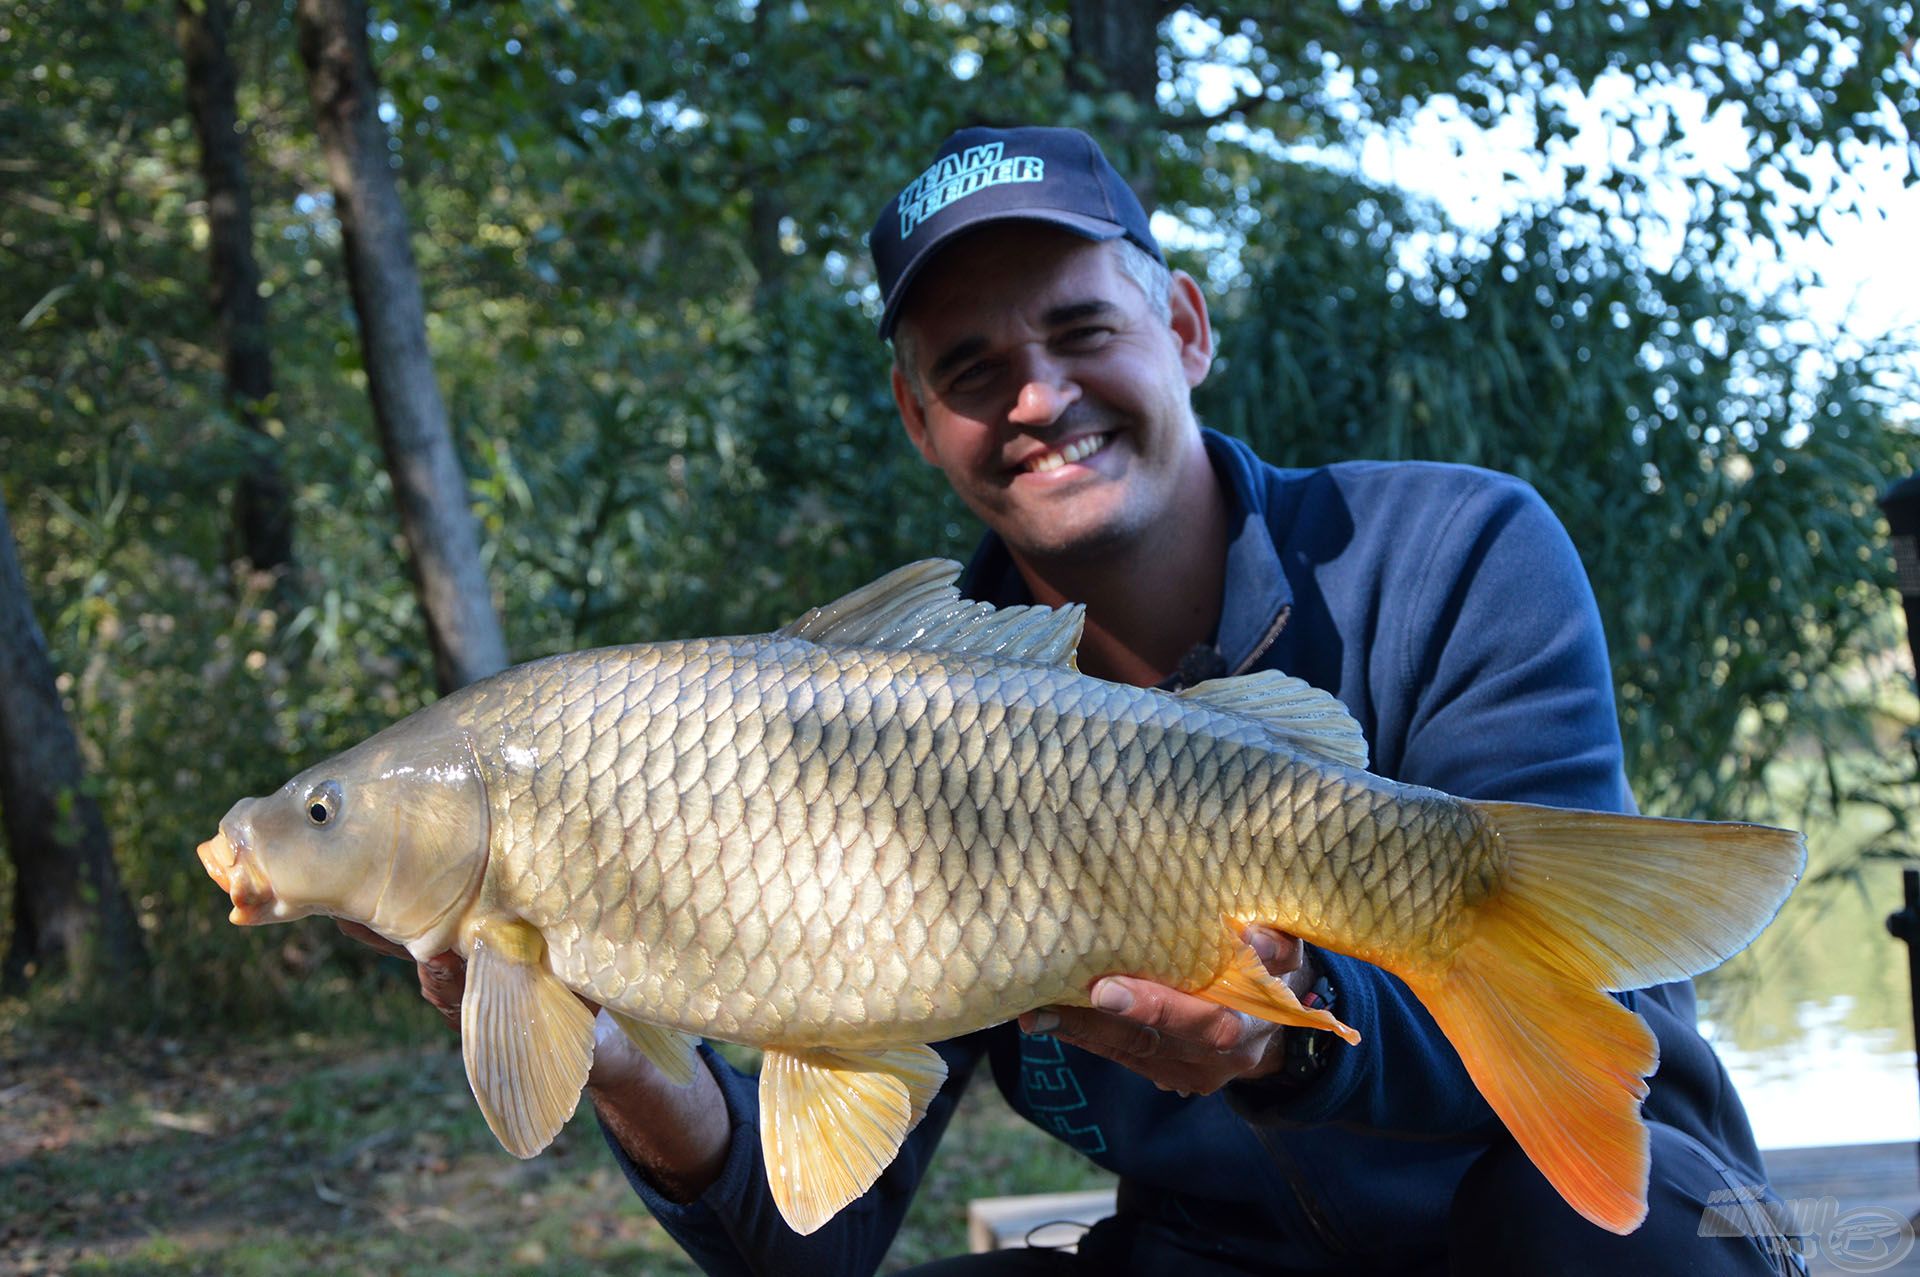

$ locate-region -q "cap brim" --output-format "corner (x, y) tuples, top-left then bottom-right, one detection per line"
(878, 210), (1127, 341)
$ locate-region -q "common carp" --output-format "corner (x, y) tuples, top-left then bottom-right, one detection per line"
(196, 560), (1803, 1236)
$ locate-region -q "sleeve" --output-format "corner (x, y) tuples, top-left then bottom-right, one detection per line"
(1229, 472), (1633, 1135)
(601, 1034), (986, 1277)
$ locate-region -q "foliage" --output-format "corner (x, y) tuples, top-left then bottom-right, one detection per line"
(1196, 167), (1917, 818)
(1, 0), (1915, 1023)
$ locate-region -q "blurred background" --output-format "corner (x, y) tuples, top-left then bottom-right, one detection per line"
(2, 0), (1918, 1271)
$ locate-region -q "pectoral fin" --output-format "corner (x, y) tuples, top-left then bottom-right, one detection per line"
(607, 1009), (701, 1086)
(461, 919), (596, 1158)
(1196, 920), (1360, 1045)
(758, 1043), (948, 1235)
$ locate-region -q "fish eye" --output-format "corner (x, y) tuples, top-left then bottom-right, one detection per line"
(305, 780), (343, 827)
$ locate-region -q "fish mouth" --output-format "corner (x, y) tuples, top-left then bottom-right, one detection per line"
(196, 828), (276, 926)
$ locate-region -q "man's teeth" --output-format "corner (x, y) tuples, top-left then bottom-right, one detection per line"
(1027, 434), (1109, 473)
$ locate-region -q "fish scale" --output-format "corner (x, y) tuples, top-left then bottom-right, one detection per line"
(197, 558), (1805, 1238)
(447, 637), (1457, 1049)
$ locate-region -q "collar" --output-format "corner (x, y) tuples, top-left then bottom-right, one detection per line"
(957, 427), (1296, 683)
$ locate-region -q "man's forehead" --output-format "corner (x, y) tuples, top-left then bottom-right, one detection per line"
(900, 229), (1129, 338)
(917, 222), (1116, 289)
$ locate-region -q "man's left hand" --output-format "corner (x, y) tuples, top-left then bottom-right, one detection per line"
(1015, 926), (1313, 1096)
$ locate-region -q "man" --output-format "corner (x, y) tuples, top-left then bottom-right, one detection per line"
(356, 125), (1800, 1274)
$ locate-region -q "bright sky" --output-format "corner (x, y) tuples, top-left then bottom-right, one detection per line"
(1343, 74), (1919, 351)
(1170, 16), (1919, 357)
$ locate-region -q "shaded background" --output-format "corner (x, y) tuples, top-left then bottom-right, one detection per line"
(3, 1), (1919, 1270)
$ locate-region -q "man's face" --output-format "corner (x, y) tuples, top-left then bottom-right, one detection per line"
(890, 225), (1214, 564)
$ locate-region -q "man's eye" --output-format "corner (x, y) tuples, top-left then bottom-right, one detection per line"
(1060, 326), (1110, 347)
(949, 362), (994, 391)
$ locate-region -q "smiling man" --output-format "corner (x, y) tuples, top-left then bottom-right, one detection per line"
(886, 215), (1229, 691)
(361, 126), (1803, 1274)
(577, 125), (1804, 1275)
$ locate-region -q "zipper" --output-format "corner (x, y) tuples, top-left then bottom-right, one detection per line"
(1229, 603), (1291, 676)
(1247, 1121), (1353, 1260)
(1227, 597), (1350, 1260)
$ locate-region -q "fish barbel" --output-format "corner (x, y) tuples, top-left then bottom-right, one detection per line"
(196, 560), (1803, 1236)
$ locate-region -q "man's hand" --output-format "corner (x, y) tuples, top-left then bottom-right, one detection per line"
(1016, 926), (1313, 1096)
(335, 919), (465, 1030)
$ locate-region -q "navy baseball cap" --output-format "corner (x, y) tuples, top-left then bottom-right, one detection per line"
(869, 125), (1163, 340)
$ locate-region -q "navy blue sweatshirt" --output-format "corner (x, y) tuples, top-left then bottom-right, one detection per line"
(603, 428), (1769, 1273)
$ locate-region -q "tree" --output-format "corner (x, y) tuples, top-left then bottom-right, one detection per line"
(1195, 180), (1914, 818)
(0, 486), (147, 993)
(1067, 0), (1162, 206)
(345, 0), (1915, 818)
(178, 0), (295, 580)
(294, 0), (509, 691)
(1, 0), (1911, 1016)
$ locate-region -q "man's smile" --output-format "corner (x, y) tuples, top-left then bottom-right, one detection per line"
(1015, 431), (1113, 476)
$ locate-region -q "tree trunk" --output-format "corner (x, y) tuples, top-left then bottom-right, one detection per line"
(745, 0), (788, 312)
(1067, 0), (1164, 213)
(294, 0), (509, 692)
(178, 0), (296, 580)
(0, 488), (147, 993)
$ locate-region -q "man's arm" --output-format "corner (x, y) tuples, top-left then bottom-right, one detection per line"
(1018, 472), (1631, 1132)
(338, 920), (982, 1276)
(1238, 472), (1635, 1133)
(587, 1018), (730, 1201)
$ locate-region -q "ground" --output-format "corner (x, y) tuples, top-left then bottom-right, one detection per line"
(0, 1021), (1111, 1275)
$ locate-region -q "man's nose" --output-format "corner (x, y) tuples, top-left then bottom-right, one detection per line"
(1007, 352), (1080, 426)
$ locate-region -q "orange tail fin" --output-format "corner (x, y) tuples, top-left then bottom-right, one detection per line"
(1402, 801), (1803, 1235)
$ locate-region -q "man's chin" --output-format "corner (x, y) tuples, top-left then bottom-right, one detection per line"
(998, 507), (1143, 566)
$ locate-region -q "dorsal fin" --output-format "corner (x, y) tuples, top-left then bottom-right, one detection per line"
(776, 559), (1083, 668)
(1178, 671), (1369, 770)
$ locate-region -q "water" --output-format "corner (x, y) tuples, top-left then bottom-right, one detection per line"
(1709, 999), (1915, 1149)
(1698, 830), (1918, 1151)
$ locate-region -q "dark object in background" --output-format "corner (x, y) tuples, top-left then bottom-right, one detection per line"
(1875, 477), (1920, 1187)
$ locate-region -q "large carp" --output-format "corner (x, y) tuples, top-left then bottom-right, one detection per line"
(197, 560), (1802, 1236)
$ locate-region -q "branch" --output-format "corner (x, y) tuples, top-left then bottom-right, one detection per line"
(2, 190), (173, 239)
(1161, 86), (1274, 134)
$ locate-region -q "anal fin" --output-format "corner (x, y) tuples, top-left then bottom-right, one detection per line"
(461, 919), (596, 1159)
(1197, 919), (1360, 1045)
(758, 1043), (947, 1235)
(606, 1009), (701, 1086)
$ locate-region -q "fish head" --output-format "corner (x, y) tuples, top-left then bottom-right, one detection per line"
(196, 708), (488, 953)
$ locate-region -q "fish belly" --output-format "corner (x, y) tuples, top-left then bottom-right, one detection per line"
(454, 638), (1495, 1047)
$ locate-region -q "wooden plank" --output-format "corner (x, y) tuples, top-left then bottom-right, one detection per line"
(964, 1144), (1920, 1269)
(967, 1188), (1116, 1253)
(1759, 1143), (1920, 1276)
(1767, 1142), (1919, 1202)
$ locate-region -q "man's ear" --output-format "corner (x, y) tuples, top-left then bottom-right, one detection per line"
(892, 363), (939, 465)
(1169, 270), (1214, 389)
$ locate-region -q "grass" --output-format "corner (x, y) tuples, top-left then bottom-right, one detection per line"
(0, 1005), (1113, 1275)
